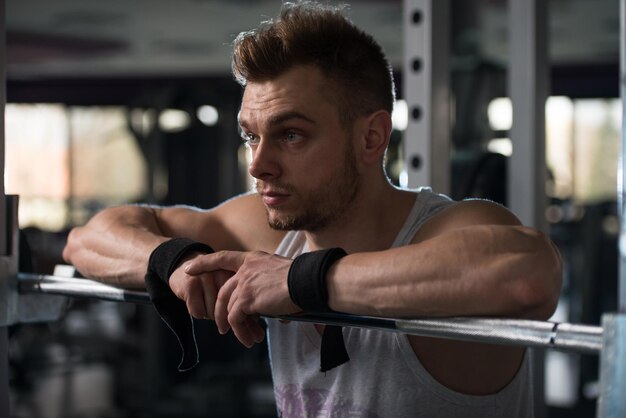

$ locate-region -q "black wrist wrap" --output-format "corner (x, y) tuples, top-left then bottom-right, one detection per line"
(287, 248), (350, 372)
(288, 247), (346, 312)
(144, 238), (214, 371)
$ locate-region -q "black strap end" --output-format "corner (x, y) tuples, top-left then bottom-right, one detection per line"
(320, 325), (350, 372)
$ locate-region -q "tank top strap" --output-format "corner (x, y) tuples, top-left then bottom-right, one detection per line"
(391, 188), (455, 247)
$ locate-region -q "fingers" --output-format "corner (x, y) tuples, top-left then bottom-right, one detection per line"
(183, 250), (271, 348)
(215, 276), (265, 348)
(235, 316), (265, 348)
(170, 262), (231, 320)
(182, 276), (210, 319)
(199, 270), (231, 320)
(168, 252), (207, 318)
(228, 307), (265, 348)
(184, 251), (246, 276)
(215, 277), (237, 334)
(200, 279), (216, 320)
(62, 226), (81, 263)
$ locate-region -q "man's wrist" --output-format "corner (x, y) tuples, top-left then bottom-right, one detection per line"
(147, 238), (215, 284)
(143, 237), (213, 372)
(287, 248), (347, 312)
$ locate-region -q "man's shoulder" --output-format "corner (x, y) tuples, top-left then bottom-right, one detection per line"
(410, 198), (521, 244)
(438, 199), (519, 226)
(211, 193), (286, 252)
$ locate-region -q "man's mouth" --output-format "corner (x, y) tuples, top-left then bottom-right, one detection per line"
(259, 189), (290, 206)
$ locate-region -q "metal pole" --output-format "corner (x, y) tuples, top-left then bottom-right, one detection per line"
(507, 0), (548, 232)
(18, 272), (604, 354)
(596, 1), (626, 415)
(0, 0), (5, 256)
(0, 0), (10, 415)
(597, 314), (626, 417)
(403, 0), (450, 193)
(619, 0), (626, 314)
(508, 2), (549, 415)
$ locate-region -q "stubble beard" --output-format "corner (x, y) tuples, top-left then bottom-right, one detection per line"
(259, 144), (360, 232)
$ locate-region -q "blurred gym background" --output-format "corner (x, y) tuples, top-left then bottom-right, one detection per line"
(4, 0), (620, 417)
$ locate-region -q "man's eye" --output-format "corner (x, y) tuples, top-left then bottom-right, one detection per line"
(241, 132), (259, 145)
(285, 132), (303, 142)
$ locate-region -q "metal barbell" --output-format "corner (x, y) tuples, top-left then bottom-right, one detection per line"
(17, 272), (603, 354)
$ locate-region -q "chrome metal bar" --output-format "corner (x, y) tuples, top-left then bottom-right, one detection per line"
(18, 272), (603, 354)
(18, 273), (152, 305)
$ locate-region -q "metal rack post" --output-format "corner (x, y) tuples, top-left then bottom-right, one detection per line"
(402, 0), (450, 193)
(0, 0), (10, 415)
(595, 0), (626, 416)
(617, 0), (626, 313)
(507, 0), (549, 232)
(507, 2), (549, 415)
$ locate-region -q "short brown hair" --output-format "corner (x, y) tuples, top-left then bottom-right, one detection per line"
(232, 1), (395, 128)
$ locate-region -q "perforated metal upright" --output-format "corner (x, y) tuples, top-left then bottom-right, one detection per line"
(402, 0), (450, 194)
(404, 0), (550, 414)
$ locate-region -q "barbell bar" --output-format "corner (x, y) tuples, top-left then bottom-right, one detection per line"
(18, 273), (152, 305)
(17, 272), (603, 354)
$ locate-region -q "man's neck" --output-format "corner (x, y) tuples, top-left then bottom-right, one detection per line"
(304, 184), (416, 253)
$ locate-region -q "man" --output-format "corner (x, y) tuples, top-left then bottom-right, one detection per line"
(63, 2), (563, 416)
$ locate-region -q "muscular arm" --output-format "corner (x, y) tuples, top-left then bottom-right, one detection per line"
(325, 200), (562, 395)
(177, 198), (562, 395)
(171, 197), (562, 396)
(187, 199), (562, 350)
(326, 200), (562, 320)
(62, 193), (283, 288)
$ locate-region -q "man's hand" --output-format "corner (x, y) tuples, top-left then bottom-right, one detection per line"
(184, 251), (301, 348)
(168, 253), (232, 320)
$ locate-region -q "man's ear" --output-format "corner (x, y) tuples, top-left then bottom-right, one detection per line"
(359, 110), (392, 164)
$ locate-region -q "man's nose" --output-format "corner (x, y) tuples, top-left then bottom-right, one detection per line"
(248, 139), (281, 180)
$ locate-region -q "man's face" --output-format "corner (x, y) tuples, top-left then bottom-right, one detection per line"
(238, 65), (360, 231)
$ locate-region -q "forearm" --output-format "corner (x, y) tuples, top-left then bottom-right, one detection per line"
(326, 225), (562, 320)
(63, 205), (168, 288)
(62, 194), (281, 289)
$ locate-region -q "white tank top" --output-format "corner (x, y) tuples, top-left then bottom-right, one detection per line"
(268, 188), (534, 418)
